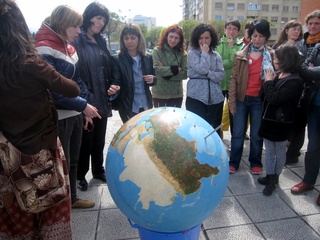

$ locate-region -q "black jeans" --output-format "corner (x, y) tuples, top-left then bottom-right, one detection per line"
(186, 97), (224, 136)
(286, 107), (307, 158)
(58, 114), (83, 203)
(78, 117), (107, 180)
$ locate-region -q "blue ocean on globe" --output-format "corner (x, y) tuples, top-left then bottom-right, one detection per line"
(106, 107), (229, 233)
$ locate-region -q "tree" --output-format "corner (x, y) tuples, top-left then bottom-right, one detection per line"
(145, 26), (163, 48)
(208, 20), (225, 39)
(178, 20), (198, 49)
(139, 24), (148, 38)
(104, 11), (126, 50)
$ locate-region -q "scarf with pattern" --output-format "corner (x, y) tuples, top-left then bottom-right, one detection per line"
(248, 43), (273, 80)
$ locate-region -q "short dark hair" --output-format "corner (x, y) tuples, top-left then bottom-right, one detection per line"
(275, 45), (301, 74)
(190, 23), (219, 50)
(225, 19), (241, 31)
(248, 18), (271, 41)
(82, 2), (109, 33)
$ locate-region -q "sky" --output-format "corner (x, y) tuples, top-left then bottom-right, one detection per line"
(17, 0), (183, 32)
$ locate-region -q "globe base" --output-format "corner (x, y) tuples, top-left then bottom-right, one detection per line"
(129, 219), (201, 240)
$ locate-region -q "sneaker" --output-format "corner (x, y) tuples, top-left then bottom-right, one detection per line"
(78, 179), (88, 191)
(229, 166), (236, 174)
(251, 167), (262, 175)
(72, 198), (95, 208)
(93, 173), (107, 183)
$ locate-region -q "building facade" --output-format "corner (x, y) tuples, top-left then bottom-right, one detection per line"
(128, 15), (156, 30)
(182, 0), (313, 41)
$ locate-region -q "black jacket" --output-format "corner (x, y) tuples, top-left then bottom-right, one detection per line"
(259, 74), (303, 141)
(112, 52), (157, 123)
(73, 30), (120, 117)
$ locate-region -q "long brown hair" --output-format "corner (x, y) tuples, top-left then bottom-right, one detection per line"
(157, 24), (185, 54)
(119, 23), (146, 56)
(276, 20), (303, 46)
(0, 0), (39, 89)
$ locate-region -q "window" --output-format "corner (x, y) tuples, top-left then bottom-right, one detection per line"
(271, 17), (278, 23)
(237, 3), (245, 10)
(292, 6), (299, 12)
(237, 16), (245, 22)
(215, 15), (222, 21)
(248, 3), (260, 11)
(281, 17), (289, 23)
(272, 5), (279, 11)
(283, 6), (289, 12)
(261, 5), (269, 11)
(227, 3), (235, 10)
(215, 2), (223, 9)
(227, 16), (234, 20)
(271, 28), (277, 36)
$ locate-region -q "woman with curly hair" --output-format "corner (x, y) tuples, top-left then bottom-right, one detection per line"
(186, 23), (224, 135)
(152, 24), (188, 108)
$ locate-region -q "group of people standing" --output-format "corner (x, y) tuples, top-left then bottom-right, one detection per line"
(220, 11), (320, 203)
(1, 0), (320, 238)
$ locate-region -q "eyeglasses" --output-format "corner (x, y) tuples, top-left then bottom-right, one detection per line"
(226, 27), (239, 32)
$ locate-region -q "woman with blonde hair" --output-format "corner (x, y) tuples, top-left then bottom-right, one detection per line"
(35, 5), (101, 208)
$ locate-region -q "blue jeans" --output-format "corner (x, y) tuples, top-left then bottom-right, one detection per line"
(229, 96), (263, 169)
(303, 104), (320, 184)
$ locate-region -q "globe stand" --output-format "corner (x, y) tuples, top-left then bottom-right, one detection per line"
(129, 219), (201, 240)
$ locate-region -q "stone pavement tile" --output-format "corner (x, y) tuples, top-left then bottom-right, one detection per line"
(72, 210), (99, 240)
(277, 189), (320, 216)
(303, 214), (320, 234)
(96, 209), (139, 240)
(228, 172), (263, 195)
(256, 218), (320, 240)
(203, 197), (252, 229)
(100, 185), (118, 209)
(205, 224), (264, 240)
(236, 193), (297, 222)
(277, 168), (306, 190)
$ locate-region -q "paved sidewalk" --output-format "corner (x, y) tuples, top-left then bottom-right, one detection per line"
(72, 108), (320, 240)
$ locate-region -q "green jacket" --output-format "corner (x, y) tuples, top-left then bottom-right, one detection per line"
(216, 36), (244, 91)
(152, 44), (187, 99)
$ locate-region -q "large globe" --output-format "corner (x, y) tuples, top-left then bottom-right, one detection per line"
(106, 107), (229, 233)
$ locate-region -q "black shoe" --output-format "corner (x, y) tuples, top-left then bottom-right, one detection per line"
(78, 179), (88, 191)
(93, 173), (106, 182)
(258, 174), (279, 185)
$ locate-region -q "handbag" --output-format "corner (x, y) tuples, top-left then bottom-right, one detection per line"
(0, 132), (69, 213)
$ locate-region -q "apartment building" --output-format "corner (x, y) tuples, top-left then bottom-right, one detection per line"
(182, 0), (306, 41)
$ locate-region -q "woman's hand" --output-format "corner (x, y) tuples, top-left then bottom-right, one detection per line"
(107, 85), (120, 96)
(83, 103), (101, 119)
(83, 116), (94, 131)
(200, 44), (210, 54)
(264, 68), (275, 81)
(143, 75), (154, 84)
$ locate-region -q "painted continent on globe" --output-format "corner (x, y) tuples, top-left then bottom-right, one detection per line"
(110, 108), (220, 210)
